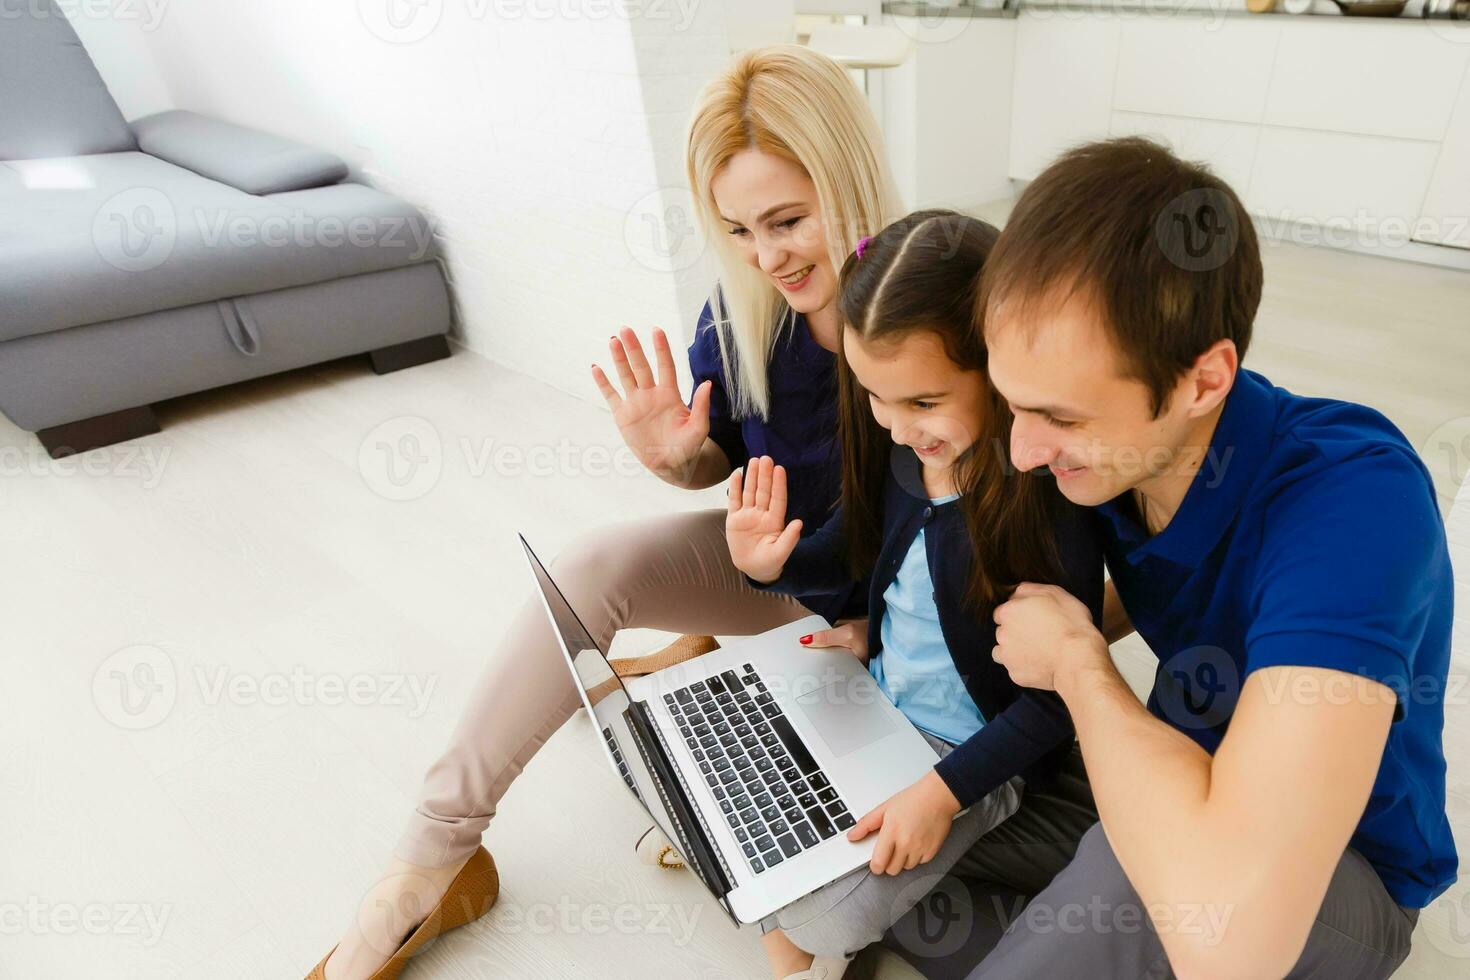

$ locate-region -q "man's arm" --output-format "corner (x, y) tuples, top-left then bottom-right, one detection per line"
(1055, 642), (1393, 978)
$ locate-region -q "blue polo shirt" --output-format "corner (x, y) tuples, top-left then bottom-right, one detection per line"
(687, 297), (854, 621)
(1097, 369), (1458, 908)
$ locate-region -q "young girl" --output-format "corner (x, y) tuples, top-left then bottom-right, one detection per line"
(726, 210), (1104, 980)
(307, 44), (898, 980)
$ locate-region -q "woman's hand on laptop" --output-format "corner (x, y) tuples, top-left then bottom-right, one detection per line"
(798, 619), (870, 665)
(591, 327), (712, 483)
(726, 455), (803, 584)
(847, 770), (962, 875)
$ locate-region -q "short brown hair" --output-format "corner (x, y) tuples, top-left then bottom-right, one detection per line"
(979, 137), (1263, 415)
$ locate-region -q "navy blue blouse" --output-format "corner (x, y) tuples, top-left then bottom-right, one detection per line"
(686, 299), (856, 621)
(765, 446), (1105, 809)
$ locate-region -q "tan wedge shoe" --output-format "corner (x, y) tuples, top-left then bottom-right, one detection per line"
(304, 847), (499, 980)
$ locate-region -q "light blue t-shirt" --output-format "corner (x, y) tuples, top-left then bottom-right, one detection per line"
(871, 493), (987, 746)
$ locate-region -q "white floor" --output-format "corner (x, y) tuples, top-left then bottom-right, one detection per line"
(3, 233), (1468, 979)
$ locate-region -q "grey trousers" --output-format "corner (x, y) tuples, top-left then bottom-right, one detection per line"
(882, 740), (1101, 976)
(967, 816), (1421, 979)
(761, 731), (1027, 958)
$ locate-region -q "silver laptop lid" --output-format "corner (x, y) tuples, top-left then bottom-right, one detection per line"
(518, 535), (737, 916)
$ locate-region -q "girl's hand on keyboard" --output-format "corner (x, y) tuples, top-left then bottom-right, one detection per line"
(726, 455), (803, 584)
(848, 770), (962, 875)
(798, 619), (870, 665)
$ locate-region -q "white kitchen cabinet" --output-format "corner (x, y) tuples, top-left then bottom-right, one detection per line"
(1008, 8), (1470, 264)
(1113, 17), (1279, 124)
(1008, 13), (1120, 180)
(1109, 110), (1262, 195)
(1247, 126), (1441, 233)
(1265, 20), (1469, 143)
(1417, 60), (1470, 250)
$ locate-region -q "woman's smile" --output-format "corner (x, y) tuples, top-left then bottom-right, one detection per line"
(776, 264), (815, 291)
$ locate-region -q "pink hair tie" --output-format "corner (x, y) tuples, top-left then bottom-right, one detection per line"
(855, 235), (873, 259)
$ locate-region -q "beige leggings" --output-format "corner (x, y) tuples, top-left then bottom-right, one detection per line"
(395, 508), (814, 868)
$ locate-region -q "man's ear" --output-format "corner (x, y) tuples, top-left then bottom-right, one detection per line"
(1185, 340), (1238, 419)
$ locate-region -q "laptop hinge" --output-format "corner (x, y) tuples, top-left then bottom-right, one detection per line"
(625, 700), (734, 900)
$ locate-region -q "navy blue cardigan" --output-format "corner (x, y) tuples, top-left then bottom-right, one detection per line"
(761, 447), (1105, 809)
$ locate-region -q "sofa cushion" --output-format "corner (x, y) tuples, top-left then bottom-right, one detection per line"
(0, 152), (439, 342)
(132, 110), (350, 195)
(0, 0), (137, 160)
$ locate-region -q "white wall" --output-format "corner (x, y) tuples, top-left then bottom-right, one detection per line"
(59, 0), (172, 119)
(881, 14), (1016, 213)
(68, 0), (733, 400)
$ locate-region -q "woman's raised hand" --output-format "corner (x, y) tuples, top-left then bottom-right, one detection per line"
(591, 327), (712, 482)
(726, 456), (803, 585)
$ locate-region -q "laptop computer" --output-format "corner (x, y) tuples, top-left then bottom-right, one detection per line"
(520, 534), (941, 925)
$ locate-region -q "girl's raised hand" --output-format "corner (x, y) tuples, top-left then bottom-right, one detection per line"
(725, 456), (803, 585)
(591, 327), (712, 482)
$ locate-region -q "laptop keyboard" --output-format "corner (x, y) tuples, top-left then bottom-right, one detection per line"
(602, 726), (643, 803)
(663, 663), (855, 876)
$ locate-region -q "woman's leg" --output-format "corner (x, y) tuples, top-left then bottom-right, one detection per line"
(325, 508), (813, 979)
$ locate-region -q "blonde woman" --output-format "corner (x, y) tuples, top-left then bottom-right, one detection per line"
(309, 45), (899, 980)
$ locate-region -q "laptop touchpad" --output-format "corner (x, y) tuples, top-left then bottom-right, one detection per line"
(794, 682), (899, 758)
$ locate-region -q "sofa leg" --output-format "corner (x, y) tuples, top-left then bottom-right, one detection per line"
(37, 405), (161, 459)
(368, 334), (452, 375)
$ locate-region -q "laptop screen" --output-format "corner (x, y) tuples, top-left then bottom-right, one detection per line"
(519, 536), (640, 788)
(519, 535), (735, 911)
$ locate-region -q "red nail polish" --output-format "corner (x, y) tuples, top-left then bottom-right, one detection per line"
(799, 635), (812, 645)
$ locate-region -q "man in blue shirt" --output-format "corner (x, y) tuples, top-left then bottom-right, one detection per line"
(974, 137), (1457, 978)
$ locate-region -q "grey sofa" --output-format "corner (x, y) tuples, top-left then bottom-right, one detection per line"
(0, 2), (452, 458)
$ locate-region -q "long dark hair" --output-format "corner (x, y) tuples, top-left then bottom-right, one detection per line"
(836, 209), (1061, 612)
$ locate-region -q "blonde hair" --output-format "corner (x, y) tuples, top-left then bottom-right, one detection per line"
(685, 44), (899, 420)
